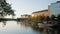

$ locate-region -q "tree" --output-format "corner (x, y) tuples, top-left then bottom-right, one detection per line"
(40, 16), (45, 23)
(57, 14), (60, 21)
(35, 16), (40, 22)
(51, 15), (56, 24)
(51, 15), (56, 21)
(45, 16), (50, 24)
(0, 0), (15, 17)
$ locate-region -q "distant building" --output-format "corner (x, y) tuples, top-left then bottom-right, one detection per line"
(32, 9), (49, 17)
(50, 1), (60, 16)
(21, 14), (31, 18)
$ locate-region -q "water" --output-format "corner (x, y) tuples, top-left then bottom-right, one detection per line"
(0, 21), (44, 34)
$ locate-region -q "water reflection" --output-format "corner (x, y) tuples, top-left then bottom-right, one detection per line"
(2, 21), (6, 27)
(17, 21), (44, 34)
(0, 21), (6, 27)
(0, 21), (60, 34)
(31, 27), (43, 33)
(47, 28), (60, 34)
(18, 21), (60, 34)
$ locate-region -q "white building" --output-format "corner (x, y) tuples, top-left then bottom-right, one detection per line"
(50, 1), (60, 16)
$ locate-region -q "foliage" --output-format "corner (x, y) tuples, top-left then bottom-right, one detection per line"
(45, 16), (50, 21)
(40, 16), (45, 21)
(35, 16), (40, 21)
(57, 14), (60, 20)
(51, 15), (56, 21)
(0, 0), (15, 17)
(39, 16), (45, 23)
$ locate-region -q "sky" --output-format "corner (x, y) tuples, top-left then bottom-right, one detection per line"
(6, 0), (59, 17)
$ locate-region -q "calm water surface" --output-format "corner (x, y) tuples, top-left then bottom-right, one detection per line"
(0, 21), (44, 34)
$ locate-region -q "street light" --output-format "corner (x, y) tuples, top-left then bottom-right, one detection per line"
(31, 14), (35, 17)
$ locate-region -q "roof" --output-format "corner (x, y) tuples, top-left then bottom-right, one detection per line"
(32, 9), (48, 14)
(21, 14), (31, 16)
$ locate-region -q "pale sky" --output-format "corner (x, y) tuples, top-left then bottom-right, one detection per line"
(6, 0), (59, 17)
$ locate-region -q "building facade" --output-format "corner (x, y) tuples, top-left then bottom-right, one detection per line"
(32, 9), (49, 17)
(21, 14), (31, 18)
(50, 1), (60, 16)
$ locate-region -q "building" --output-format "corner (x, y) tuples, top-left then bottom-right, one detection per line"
(50, 1), (60, 16)
(21, 14), (31, 18)
(32, 9), (49, 17)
